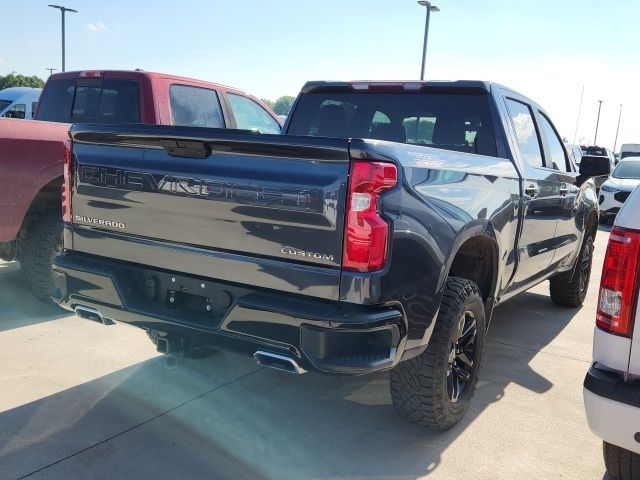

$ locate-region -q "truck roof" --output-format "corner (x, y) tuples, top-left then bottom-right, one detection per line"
(48, 70), (249, 95)
(0, 87), (42, 100)
(300, 80), (502, 93)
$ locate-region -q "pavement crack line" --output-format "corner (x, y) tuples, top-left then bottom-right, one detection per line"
(16, 367), (263, 480)
(486, 338), (591, 364)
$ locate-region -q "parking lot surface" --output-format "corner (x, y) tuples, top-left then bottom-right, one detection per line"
(0, 228), (611, 480)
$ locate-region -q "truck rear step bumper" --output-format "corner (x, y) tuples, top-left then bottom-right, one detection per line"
(52, 251), (407, 375)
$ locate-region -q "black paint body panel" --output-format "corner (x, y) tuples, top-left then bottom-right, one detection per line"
(55, 82), (600, 370)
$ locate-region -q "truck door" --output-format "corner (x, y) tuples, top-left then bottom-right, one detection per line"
(535, 111), (581, 268)
(504, 97), (559, 286)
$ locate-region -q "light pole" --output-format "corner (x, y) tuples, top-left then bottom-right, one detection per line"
(594, 100), (603, 145)
(46, 68), (57, 77)
(48, 5), (77, 72)
(613, 104), (623, 155)
(418, 1), (439, 81)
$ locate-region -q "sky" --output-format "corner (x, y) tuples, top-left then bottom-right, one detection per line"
(1, 0), (638, 151)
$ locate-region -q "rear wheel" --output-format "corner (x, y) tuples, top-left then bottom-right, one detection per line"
(549, 233), (593, 307)
(19, 208), (63, 303)
(389, 277), (486, 430)
(603, 442), (640, 480)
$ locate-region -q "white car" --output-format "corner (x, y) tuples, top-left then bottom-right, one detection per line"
(599, 157), (640, 224)
(0, 87), (42, 119)
(584, 185), (640, 479)
(621, 144), (640, 161)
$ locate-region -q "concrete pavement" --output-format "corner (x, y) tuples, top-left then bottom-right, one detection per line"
(0, 228), (612, 479)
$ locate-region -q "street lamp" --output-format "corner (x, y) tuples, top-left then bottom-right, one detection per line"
(594, 100), (603, 145)
(46, 68), (57, 77)
(48, 4), (77, 72)
(613, 104), (623, 155)
(418, 1), (439, 81)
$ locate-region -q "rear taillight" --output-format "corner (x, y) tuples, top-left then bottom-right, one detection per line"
(62, 139), (73, 224)
(596, 226), (640, 337)
(342, 161), (397, 272)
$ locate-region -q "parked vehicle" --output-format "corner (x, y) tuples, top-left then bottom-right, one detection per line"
(584, 185), (640, 479)
(620, 144), (640, 160)
(0, 87), (42, 119)
(52, 80), (609, 430)
(600, 157), (640, 223)
(566, 144), (584, 167)
(584, 146), (617, 192)
(0, 70), (281, 301)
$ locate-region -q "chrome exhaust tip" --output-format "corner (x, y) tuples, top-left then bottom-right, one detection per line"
(74, 305), (115, 326)
(253, 350), (306, 374)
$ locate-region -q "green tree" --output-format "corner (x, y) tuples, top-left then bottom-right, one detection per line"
(0, 73), (45, 90)
(261, 98), (275, 110)
(273, 96), (295, 116)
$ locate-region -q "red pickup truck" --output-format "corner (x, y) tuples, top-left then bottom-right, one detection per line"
(0, 70), (281, 301)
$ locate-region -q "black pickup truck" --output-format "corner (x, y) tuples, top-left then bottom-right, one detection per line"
(52, 81), (610, 430)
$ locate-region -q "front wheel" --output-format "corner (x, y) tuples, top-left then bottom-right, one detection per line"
(390, 277), (486, 430)
(549, 233), (594, 307)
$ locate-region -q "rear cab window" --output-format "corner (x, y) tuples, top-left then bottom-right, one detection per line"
(287, 90), (498, 157)
(36, 78), (141, 124)
(169, 84), (224, 128)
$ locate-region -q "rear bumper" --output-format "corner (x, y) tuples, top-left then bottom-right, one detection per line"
(52, 251), (408, 375)
(583, 365), (640, 454)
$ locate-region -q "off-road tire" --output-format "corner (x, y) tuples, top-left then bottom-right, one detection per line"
(603, 442), (640, 480)
(19, 208), (63, 303)
(549, 233), (594, 307)
(390, 277), (486, 430)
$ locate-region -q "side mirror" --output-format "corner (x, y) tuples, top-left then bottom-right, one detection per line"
(579, 155), (611, 177)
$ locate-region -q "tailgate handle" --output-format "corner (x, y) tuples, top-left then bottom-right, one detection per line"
(160, 139), (211, 159)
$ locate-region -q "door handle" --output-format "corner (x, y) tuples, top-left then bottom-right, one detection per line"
(525, 184), (540, 197)
(559, 183), (569, 196)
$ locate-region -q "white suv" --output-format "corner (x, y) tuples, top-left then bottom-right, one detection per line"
(584, 186), (640, 479)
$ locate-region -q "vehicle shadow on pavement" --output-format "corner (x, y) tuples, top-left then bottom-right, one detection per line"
(0, 262), (68, 332)
(0, 289), (581, 480)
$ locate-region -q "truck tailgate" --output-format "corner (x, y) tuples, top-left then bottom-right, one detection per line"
(69, 125), (350, 300)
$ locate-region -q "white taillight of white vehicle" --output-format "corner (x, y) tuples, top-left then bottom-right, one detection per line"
(596, 227), (640, 337)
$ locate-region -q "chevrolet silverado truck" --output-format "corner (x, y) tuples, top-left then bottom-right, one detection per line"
(0, 69), (281, 301)
(52, 80), (610, 429)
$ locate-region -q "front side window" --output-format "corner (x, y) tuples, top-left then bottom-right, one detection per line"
(170, 84), (224, 128)
(227, 94), (280, 134)
(505, 99), (543, 168)
(4, 103), (26, 119)
(0, 99), (11, 112)
(539, 113), (569, 172)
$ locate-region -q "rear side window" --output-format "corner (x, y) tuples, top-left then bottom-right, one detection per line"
(36, 78), (141, 124)
(505, 99), (543, 168)
(169, 84), (224, 128)
(287, 92), (498, 157)
(227, 93), (281, 134)
(31, 102), (38, 118)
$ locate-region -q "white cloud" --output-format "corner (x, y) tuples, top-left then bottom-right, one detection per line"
(85, 22), (107, 32)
